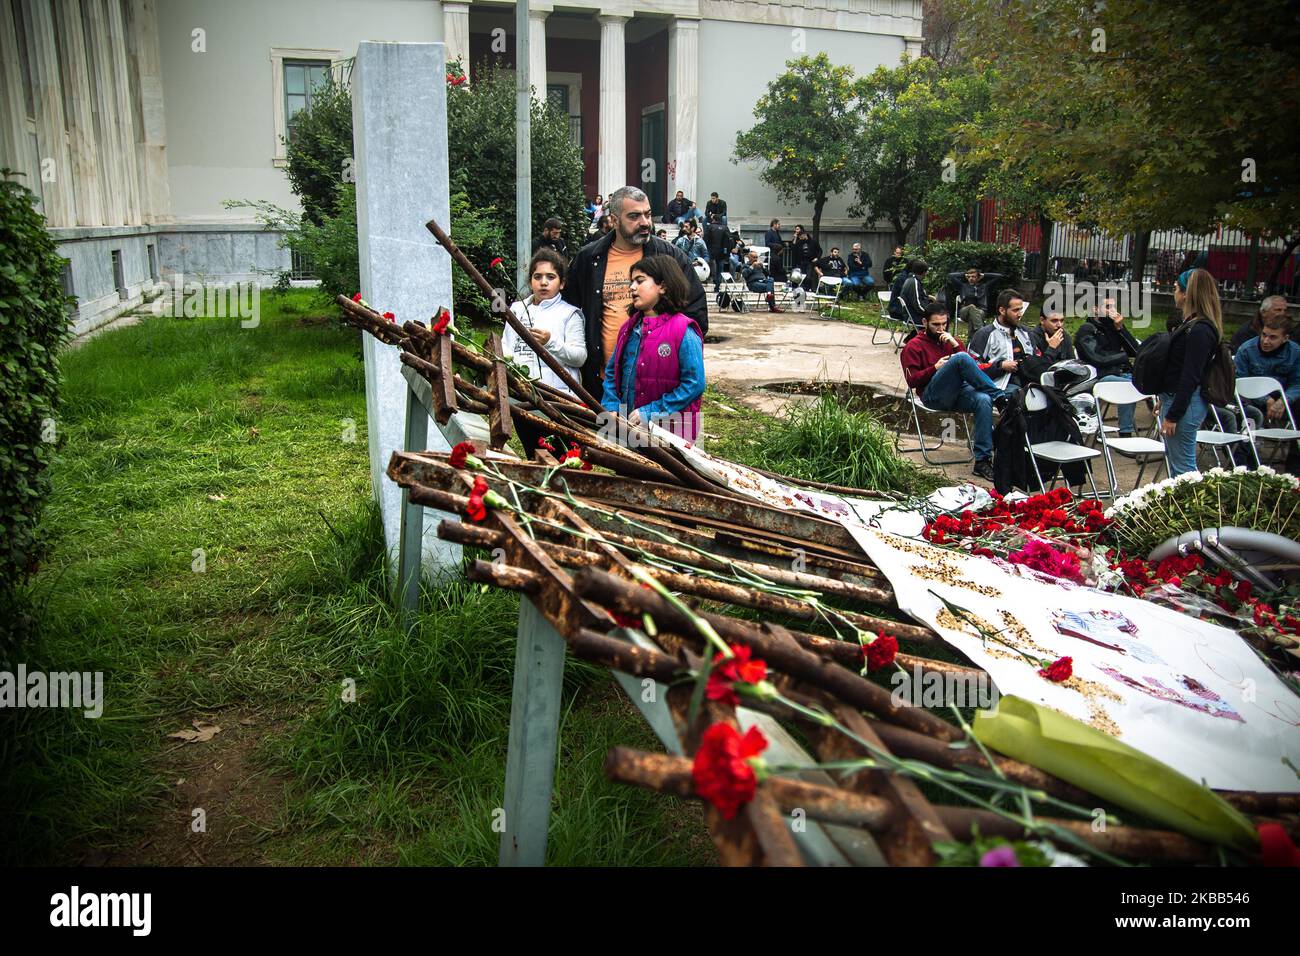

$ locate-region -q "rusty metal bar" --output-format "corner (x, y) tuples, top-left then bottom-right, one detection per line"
(335, 294), (408, 346)
(467, 558), (540, 594)
(487, 332), (514, 447)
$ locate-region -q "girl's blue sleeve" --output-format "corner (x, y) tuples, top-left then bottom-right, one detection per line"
(640, 330), (705, 418)
(601, 349), (621, 413)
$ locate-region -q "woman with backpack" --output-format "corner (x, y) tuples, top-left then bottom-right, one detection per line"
(1157, 268), (1226, 476)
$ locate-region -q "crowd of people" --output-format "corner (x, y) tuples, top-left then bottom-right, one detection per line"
(896, 256), (1298, 484)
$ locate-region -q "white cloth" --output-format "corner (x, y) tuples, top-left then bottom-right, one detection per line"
(504, 294), (587, 396)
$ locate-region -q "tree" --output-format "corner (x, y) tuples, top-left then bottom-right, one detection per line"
(850, 57), (986, 247)
(733, 53), (858, 245)
(947, 0), (1300, 240)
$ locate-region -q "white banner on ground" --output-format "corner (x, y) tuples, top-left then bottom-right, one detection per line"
(652, 426), (1300, 792)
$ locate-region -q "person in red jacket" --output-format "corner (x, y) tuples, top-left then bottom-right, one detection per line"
(900, 303), (1011, 481)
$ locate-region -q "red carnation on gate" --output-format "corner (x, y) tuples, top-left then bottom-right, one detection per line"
(864, 630), (899, 671)
(382, 311), (396, 323)
(692, 722), (768, 820)
(351, 291), (363, 303)
(562, 443), (585, 469)
(431, 308), (452, 335)
(448, 441), (475, 469)
(1257, 823), (1300, 867)
(705, 644), (768, 707)
(1038, 656), (1073, 683)
(537, 437), (556, 453)
(489, 256), (504, 269)
(465, 475), (489, 522)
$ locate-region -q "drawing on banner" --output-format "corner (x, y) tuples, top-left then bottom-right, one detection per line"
(1050, 609), (1167, 665)
(1094, 666), (1245, 722)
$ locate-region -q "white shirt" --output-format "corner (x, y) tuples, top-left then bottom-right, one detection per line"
(503, 294), (588, 396)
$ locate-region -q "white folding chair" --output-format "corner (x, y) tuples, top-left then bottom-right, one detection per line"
(1236, 376), (1300, 467)
(871, 290), (908, 351)
(1093, 380), (1167, 496)
(894, 387), (974, 465)
(1023, 385), (1103, 497)
(808, 276), (844, 320)
(1195, 404), (1249, 469)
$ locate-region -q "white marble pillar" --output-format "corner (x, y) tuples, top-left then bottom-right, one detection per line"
(83, 0), (125, 225)
(597, 14), (628, 193)
(129, 0), (170, 225)
(0, 2), (33, 182)
(528, 8), (548, 101)
(20, 0), (74, 226)
(104, 0), (142, 225)
(352, 41), (461, 577)
(442, 2), (471, 77)
(667, 17), (699, 206)
(53, 0), (104, 226)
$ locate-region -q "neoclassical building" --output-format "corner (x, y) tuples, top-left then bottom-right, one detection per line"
(3, 0), (922, 334)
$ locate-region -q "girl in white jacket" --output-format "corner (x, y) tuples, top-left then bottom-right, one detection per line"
(504, 248), (587, 397)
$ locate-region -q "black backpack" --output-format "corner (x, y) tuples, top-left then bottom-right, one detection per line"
(1131, 324), (1181, 396)
(1200, 327), (1236, 407)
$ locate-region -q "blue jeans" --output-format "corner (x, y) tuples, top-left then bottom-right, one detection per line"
(1096, 374), (1137, 433)
(1159, 388), (1208, 477)
(747, 278), (774, 295)
(922, 353), (1009, 460)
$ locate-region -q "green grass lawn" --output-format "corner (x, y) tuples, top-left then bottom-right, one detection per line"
(2, 290), (712, 866)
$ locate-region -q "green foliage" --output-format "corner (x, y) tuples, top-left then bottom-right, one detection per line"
(851, 57), (988, 245)
(447, 60), (587, 262)
(946, 0), (1300, 238)
(747, 392), (943, 496)
(0, 172), (73, 648)
(282, 77), (354, 225)
(923, 240), (1024, 284)
(733, 53), (859, 242)
(934, 832), (1051, 867)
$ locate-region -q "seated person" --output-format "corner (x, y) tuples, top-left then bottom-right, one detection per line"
(901, 303), (1011, 482)
(1076, 296), (1142, 437)
(1030, 309), (1075, 363)
(967, 289), (1035, 392)
(892, 257), (933, 327)
(815, 247), (847, 281)
(601, 255), (705, 441)
(1232, 295), (1290, 353)
(946, 266), (1005, 332)
(1234, 312), (1300, 470)
(844, 243), (874, 298)
(741, 250), (784, 313)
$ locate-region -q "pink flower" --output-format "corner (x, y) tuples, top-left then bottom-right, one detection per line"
(980, 845), (1020, 867)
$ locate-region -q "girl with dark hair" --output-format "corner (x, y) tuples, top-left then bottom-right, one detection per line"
(503, 248), (587, 396)
(600, 254), (705, 441)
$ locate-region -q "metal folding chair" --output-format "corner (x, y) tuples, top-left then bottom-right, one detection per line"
(870, 291), (908, 351)
(808, 276), (844, 320)
(894, 387), (974, 465)
(1093, 380), (1167, 496)
(1022, 385), (1103, 497)
(1236, 376), (1300, 467)
(1195, 404), (1249, 469)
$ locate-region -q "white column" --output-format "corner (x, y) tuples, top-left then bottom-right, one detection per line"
(528, 8), (548, 102)
(597, 14), (628, 193)
(0, 2), (33, 181)
(442, 2), (470, 77)
(83, 0), (125, 225)
(54, 0), (104, 226)
(129, 0), (170, 224)
(104, 0), (141, 225)
(666, 17), (699, 205)
(20, 0), (74, 226)
(352, 41), (461, 576)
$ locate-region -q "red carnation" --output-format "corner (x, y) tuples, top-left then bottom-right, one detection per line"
(1257, 823), (1300, 867)
(705, 645), (768, 706)
(489, 256), (504, 269)
(1038, 656), (1073, 683)
(351, 291), (363, 303)
(537, 437), (556, 453)
(864, 630), (899, 671)
(465, 475), (489, 522)
(448, 441), (475, 469)
(562, 443), (584, 469)
(692, 723), (768, 820)
(431, 309), (452, 335)
(382, 311), (396, 322)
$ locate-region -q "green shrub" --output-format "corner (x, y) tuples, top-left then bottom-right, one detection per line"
(749, 392), (943, 496)
(0, 172), (74, 648)
(922, 240), (1025, 285)
(283, 78), (354, 226)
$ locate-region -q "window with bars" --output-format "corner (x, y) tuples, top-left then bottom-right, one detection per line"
(284, 60), (331, 146)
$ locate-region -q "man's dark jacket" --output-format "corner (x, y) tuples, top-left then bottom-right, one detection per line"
(562, 232), (709, 398)
(705, 198), (727, 221)
(1076, 316), (1141, 377)
(703, 221), (729, 258)
(993, 386), (1087, 494)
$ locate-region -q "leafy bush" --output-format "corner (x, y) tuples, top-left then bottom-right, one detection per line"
(922, 240), (1025, 284)
(748, 393), (943, 496)
(283, 78), (354, 226)
(0, 172), (73, 647)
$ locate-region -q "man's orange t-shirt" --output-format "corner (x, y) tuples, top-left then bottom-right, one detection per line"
(601, 244), (641, 369)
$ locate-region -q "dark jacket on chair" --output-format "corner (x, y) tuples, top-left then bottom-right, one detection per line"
(992, 386), (1088, 494)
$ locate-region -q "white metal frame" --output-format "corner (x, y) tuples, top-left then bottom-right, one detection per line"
(1093, 380), (1167, 496)
(1235, 376), (1300, 468)
(895, 387), (975, 465)
(1022, 385), (1103, 497)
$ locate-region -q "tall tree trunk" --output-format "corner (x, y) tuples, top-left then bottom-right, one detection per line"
(1036, 213), (1053, 297)
(1130, 230), (1152, 286)
(892, 218), (907, 248)
(811, 194), (827, 248)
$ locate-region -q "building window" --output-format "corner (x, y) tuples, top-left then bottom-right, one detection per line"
(269, 47), (340, 167)
(111, 249), (125, 300)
